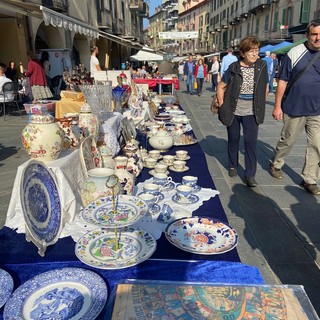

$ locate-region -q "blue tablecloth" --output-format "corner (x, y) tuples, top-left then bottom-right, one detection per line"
(0, 125), (264, 319)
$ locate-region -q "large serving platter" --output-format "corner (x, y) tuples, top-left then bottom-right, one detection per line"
(20, 160), (62, 256)
(3, 268), (108, 320)
(0, 269), (14, 308)
(82, 195), (148, 228)
(165, 217), (238, 255)
(75, 227), (157, 269)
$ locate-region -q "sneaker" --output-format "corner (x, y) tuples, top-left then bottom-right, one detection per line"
(270, 163), (284, 179)
(300, 181), (320, 195)
(228, 168), (237, 177)
(245, 177), (257, 187)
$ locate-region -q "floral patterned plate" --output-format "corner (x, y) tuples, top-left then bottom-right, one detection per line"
(82, 195), (148, 228)
(3, 268), (107, 320)
(75, 227), (157, 269)
(20, 160), (62, 256)
(0, 269), (13, 309)
(165, 216), (238, 255)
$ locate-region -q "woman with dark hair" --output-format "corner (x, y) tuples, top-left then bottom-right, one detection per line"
(194, 58), (207, 96)
(216, 36), (268, 187)
(5, 61), (17, 81)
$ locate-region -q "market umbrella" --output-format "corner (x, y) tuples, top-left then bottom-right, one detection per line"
(273, 38), (307, 54)
(130, 50), (164, 61)
(158, 60), (174, 74)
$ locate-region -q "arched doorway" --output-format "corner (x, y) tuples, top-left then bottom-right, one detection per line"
(34, 22), (65, 50)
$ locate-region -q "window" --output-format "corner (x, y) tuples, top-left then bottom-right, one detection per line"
(264, 14), (269, 31)
(300, 0), (310, 24)
(273, 10), (279, 30)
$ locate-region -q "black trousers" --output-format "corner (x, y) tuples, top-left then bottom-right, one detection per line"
(227, 115), (259, 178)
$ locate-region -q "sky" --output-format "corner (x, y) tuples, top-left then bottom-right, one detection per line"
(143, 0), (162, 29)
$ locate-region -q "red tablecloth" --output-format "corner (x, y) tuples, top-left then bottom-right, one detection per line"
(133, 78), (180, 90)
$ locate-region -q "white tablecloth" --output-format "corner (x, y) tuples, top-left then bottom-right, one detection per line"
(5, 149), (84, 235)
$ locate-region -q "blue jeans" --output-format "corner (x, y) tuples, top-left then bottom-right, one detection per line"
(186, 74), (194, 93)
(227, 115), (259, 178)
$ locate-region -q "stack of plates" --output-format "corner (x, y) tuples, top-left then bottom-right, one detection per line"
(154, 113), (171, 122)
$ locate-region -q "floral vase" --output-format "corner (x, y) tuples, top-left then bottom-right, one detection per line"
(80, 168), (121, 207)
(114, 156), (135, 195)
(21, 114), (63, 162)
(78, 103), (99, 141)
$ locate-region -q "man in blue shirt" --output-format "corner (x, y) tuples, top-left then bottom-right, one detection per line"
(262, 51), (273, 87)
(183, 55), (195, 94)
(270, 19), (320, 195)
(220, 48), (238, 78)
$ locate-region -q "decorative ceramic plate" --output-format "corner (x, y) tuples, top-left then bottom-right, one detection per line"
(3, 268), (107, 320)
(20, 161), (62, 247)
(169, 166), (189, 173)
(82, 195), (148, 228)
(172, 193), (199, 204)
(75, 227), (157, 269)
(0, 269), (14, 308)
(174, 140), (197, 146)
(165, 217), (238, 255)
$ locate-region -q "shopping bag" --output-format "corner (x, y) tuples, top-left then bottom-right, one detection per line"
(193, 81), (198, 90)
(210, 94), (219, 114)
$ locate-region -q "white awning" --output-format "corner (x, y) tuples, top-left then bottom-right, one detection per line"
(99, 30), (145, 50)
(171, 56), (189, 62)
(40, 6), (99, 39)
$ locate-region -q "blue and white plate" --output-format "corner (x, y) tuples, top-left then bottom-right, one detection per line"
(0, 269), (13, 308)
(20, 161), (62, 247)
(172, 193), (199, 204)
(3, 268), (107, 320)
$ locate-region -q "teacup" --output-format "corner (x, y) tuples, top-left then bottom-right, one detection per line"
(148, 150), (161, 160)
(154, 163), (168, 174)
(173, 160), (186, 171)
(143, 183), (160, 196)
(144, 157), (157, 168)
(138, 193), (159, 214)
(175, 150), (188, 160)
(157, 203), (174, 223)
(176, 184), (193, 200)
(182, 175), (198, 188)
(153, 173), (172, 187)
(162, 155), (175, 166)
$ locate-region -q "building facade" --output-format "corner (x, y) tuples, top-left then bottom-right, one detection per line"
(147, 0), (319, 57)
(0, 0), (148, 73)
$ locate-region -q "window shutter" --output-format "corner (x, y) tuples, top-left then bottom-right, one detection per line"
(300, 0), (310, 24)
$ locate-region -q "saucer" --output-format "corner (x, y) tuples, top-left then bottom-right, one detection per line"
(172, 193), (199, 204)
(149, 169), (170, 176)
(138, 192), (165, 201)
(174, 156), (190, 161)
(176, 183), (201, 193)
(149, 203), (161, 215)
(169, 166), (189, 173)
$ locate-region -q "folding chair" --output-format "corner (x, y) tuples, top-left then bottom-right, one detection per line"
(0, 82), (23, 120)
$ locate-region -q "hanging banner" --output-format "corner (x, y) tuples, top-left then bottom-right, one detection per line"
(158, 31), (199, 39)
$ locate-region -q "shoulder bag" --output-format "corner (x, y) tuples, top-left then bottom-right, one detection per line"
(210, 94), (219, 114)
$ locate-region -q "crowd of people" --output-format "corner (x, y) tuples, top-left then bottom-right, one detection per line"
(176, 19), (320, 195)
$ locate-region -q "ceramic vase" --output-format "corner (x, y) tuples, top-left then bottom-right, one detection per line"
(80, 168), (121, 207)
(78, 103), (99, 140)
(114, 156), (135, 195)
(21, 114), (63, 162)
